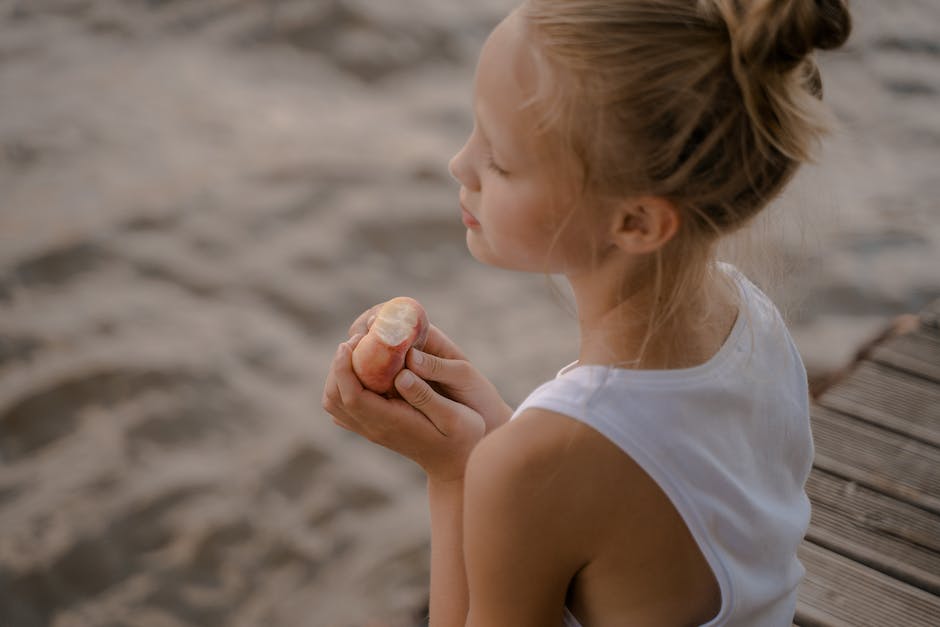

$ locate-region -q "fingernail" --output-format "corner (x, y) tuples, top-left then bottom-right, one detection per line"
(411, 350), (423, 366)
(399, 371), (415, 388)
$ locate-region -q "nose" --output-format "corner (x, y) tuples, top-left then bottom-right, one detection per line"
(448, 140), (480, 191)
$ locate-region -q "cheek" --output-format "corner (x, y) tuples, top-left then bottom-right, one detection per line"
(487, 191), (547, 242)
(478, 198), (573, 270)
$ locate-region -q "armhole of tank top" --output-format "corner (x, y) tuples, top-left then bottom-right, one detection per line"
(514, 390), (736, 626)
(586, 410), (735, 625)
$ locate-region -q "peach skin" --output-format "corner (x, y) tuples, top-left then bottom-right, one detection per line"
(351, 297), (429, 395)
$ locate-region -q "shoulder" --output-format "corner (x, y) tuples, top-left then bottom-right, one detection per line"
(464, 409), (602, 557)
(462, 407), (709, 622)
(464, 407), (666, 552)
(466, 407), (606, 502)
(461, 408), (623, 619)
(463, 407), (727, 622)
(468, 405), (654, 488)
(470, 407), (586, 469)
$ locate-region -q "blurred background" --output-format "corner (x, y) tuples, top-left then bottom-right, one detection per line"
(0, 0), (937, 625)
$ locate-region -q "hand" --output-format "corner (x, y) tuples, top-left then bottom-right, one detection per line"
(322, 335), (486, 483)
(348, 308), (513, 434)
(402, 348), (511, 434)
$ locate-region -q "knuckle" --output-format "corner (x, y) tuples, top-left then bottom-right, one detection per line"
(454, 359), (473, 378)
(424, 354), (443, 377)
(410, 382), (435, 407)
(345, 394), (362, 413)
(331, 343), (345, 362)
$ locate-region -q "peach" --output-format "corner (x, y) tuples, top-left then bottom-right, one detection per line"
(351, 297), (429, 395)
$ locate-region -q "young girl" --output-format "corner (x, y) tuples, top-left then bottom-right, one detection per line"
(323, 0), (851, 624)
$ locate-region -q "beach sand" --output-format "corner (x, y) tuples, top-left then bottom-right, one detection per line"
(0, 1), (937, 625)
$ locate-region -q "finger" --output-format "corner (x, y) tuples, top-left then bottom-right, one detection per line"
(420, 324), (468, 361)
(346, 332), (363, 350)
(394, 369), (465, 436)
(324, 400), (354, 428)
(325, 335), (363, 401)
(328, 334), (363, 406)
(334, 341), (366, 403)
(347, 304), (383, 338)
(322, 365), (357, 428)
(322, 342), (346, 410)
(405, 348), (473, 387)
(333, 338), (446, 438)
(328, 371), (437, 447)
(331, 414), (354, 431)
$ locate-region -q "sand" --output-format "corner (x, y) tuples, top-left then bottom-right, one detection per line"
(0, 1), (938, 625)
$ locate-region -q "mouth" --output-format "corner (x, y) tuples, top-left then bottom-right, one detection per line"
(460, 202), (481, 228)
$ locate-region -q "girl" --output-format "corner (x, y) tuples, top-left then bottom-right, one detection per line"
(323, 0), (851, 625)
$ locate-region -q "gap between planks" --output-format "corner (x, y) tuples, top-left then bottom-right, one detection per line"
(810, 405), (940, 515)
(796, 541), (940, 627)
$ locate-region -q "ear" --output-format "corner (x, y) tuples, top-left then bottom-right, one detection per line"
(609, 196), (680, 255)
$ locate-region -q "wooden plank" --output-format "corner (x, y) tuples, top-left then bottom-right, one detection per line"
(919, 299), (940, 336)
(818, 360), (940, 447)
(796, 542), (940, 627)
(810, 406), (940, 514)
(805, 469), (940, 595)
(871, 329), (940, 385)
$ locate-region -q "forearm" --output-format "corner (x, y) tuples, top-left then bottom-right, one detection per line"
(427, 477), (468, 627)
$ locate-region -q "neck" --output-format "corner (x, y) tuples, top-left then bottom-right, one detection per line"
(567, 259), (738, 371)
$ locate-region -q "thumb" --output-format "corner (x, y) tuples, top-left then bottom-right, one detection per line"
(394, 369), (464, 436)
(406, 348), (475, 389)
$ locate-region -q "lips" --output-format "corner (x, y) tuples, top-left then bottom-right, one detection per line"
(460, 202), (480, 228)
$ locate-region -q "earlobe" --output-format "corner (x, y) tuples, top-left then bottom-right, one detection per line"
(612, 196), (680, 255)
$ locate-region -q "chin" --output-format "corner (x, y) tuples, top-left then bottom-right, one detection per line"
(465, 233), (499, 267)
(466, 232), (552, 274)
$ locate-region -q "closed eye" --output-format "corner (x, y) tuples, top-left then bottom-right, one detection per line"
(485, 152), (509, 177)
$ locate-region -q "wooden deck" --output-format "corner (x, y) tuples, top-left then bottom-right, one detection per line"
(795, 298), (940, 626)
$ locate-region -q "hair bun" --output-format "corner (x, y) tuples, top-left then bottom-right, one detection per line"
(811, 0), (852, 51)
(726, 0), (852, 72)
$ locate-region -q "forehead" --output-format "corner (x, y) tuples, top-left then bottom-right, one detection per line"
(474, 11), (540, 143)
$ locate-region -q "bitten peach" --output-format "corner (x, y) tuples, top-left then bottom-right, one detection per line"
(351, 297), (429, 395)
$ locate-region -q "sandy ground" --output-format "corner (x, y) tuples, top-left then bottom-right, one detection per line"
(0, 1), (938, 625)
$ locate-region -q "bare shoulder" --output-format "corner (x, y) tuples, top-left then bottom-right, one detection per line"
(470, 407), (658, 487)
(468, 407), (592, 474)
(465, 407), (666, 554)
(461, 407), (641, 622)
(467, 407), (611, 494)
(465, 407), (721, 625)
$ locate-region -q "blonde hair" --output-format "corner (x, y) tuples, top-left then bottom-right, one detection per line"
(521, 0), (851, 366)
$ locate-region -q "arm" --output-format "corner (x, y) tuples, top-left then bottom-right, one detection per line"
(323, 337), (588, 623)
(428, 476), (470, 626)
(465, 411), (723, 627)
(423, 410), (590, 627)
(461, 410), (595, 626)
(322, 335), (486, 623)
(325, 337), (720, 627)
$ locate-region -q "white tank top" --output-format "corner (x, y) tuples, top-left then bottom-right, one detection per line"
(511, 264), (812, 627)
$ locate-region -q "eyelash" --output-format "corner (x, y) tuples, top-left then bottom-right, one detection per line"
(485, 153), (508, 177)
